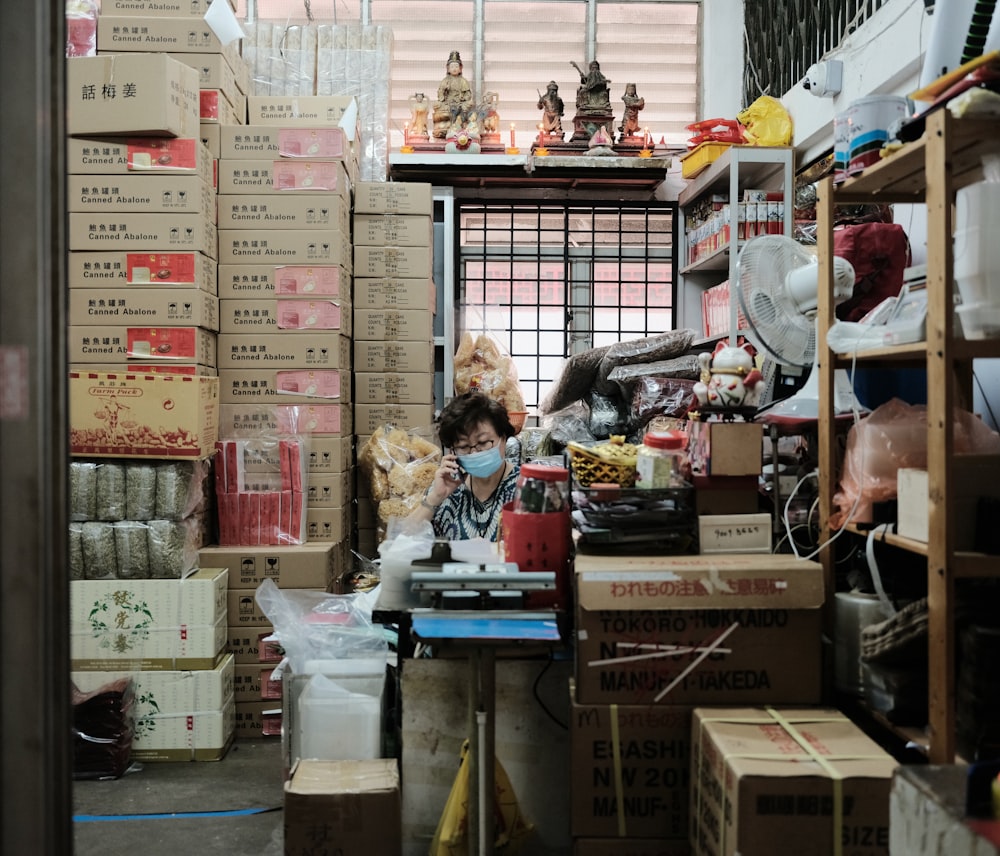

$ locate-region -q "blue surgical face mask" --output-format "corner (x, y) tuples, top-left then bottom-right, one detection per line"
(457, 445), (504, 478)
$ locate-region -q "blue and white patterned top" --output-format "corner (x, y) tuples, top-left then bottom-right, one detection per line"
(431, 465), (519, 542)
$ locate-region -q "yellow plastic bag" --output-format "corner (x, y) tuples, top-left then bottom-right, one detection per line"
(430, 739), (534, 856)
(736, 95), (793, 146)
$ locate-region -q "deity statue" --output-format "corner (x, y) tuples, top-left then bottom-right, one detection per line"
(619, 83), (645, 140)
(537, 81), (564, 137)
(408, 92), (430, 139)
(433, 50), (474, 139)
(479, 91), (500, 140)
(572, 59), (611, 115)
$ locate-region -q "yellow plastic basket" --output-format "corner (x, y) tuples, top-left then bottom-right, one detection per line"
(680, 142), (734, 179)
(566, 443), (638, 488)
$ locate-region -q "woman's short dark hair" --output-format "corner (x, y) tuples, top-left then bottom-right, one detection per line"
(437, 392), (515, 447)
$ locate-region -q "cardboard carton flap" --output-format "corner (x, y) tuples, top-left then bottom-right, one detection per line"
(575, 553), (824, 611)
(286, 758), (399, 794)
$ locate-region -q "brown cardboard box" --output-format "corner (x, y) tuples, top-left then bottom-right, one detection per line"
(354, 245), (432, 279)
(200, 122), (221, 156)
(353, 308), (434, 342)
(353, 213), (433, 247)
(215, 159), (277, 193)
(277, 126), (353, 159)
(284, 760), (401, 856)
(218, 298), (351, 335)
(354, 339), (435, 373)
(217, 263), (350, 300)
(354, 527), (378, 561)
(305, 507), (351, 542)
(689, 706), (896, 856)
(199, 89), (244, 125)
(219, 402), (352, 438)
(70, 362), (217, 377)
(68, 325), (217, 367)
(69, 288), (219, 330)
(67, 174), (215, 215)
(688, 422), (763, 477)
(68, 250), (217, 291)
(102, 0), (236, 17)
(574, 840), (690, 856)
(354, 403), (436, 436)
(227, 626), (276, 664)
(97, 16), (243, 65)
(70, 568), (228, 670)
(169, 52), (247, 100)
(306, 437), (353, 474)
(233, 699), (282, 738)
(247, 95), (356, 126)
(353, 276), (436, 311)
(305, 472), (353, 508)
(65, 137), (215, 183)
(67, 54), (200, 137)
(573, 552), (824, 706)
(69, 371), (219, 459)
(354, 372), (434, 404)
(570, 690), (692, 841)
(217, 228), (351, 267)
(68, 211), (217, 257)
(218, 368), (351, 404)
(233, 663), (285, 702)
(354, 180), (433, 215)
(220, 125), (282, 159)
(217, 193), (351, 233)
(271, 159), (352, 195)
(200, 541), (344, 588)
(216, 333), (351, 369)
(227, 589), (273, 627)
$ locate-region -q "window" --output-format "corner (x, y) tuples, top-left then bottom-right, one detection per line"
(457, 200), (676, 409)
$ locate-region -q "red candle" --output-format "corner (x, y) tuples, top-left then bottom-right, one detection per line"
(510, 123), (515, 148)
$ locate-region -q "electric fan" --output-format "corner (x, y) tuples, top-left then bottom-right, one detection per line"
(734, 233), (863, 423)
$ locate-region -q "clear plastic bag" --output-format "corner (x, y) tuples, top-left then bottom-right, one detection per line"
(453, 330), (527, 415)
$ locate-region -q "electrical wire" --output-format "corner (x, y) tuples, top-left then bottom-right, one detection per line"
(973, 369), (1000, 429)
(531, 654), (567, 731)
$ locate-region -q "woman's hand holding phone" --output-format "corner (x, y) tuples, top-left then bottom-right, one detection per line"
(423, 451), (465, 509)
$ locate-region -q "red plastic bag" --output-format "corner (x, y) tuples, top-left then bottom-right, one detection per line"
(833, 223), (911, 322)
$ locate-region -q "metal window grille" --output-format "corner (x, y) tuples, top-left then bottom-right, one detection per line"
(456, 199), (676, 410)
(743, 0), (889, 105)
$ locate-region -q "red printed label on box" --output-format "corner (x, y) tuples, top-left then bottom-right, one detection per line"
(275, 300), (342, 330)
(275, 370), (342, 399)
(126, 327), (198, 360)
(275, 404), (343, 434)
(272, 161), (346, 192)
(277, 127), (349, 159)
(275, 265), (345, 296)
(126, 138), (198, 171)
(126, 253), (199, 285)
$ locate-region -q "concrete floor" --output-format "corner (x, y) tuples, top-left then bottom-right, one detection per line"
(73, 739), (286, 856)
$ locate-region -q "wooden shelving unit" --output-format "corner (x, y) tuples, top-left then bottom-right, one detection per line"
(816, 110), (1000, 764)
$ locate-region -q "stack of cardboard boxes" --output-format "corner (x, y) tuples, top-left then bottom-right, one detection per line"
(569, 552), (897, 856)
(351, 180), (437, 556)
(65, 51), (234, 764)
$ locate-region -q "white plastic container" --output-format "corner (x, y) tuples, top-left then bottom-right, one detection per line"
(297, 668), (385, 762)
(635, 430), (685, 489)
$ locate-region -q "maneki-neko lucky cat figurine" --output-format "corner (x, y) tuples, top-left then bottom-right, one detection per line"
(693, 341), (764, 409)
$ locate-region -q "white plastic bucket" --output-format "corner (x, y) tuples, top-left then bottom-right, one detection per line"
(298, 672), (384, 761)
(846, 96), (910, 176)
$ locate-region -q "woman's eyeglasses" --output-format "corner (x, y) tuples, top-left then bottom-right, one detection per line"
(452, 437), (497, 455)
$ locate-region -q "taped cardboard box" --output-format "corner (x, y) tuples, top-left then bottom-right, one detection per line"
(69, 288), (219, 331)
(284, 760), (401, 856)
(68, 211), (217, 257)
(227, 626), (275, 664)
(68, 250), (217, 292)
(97, 16), (243, 66)
(72, 654), (235, 761)
(69, 371), (219, 460)
(354, 403), (436, 437)
(570, 684), (692, 841)
(305, 472), (353, 508)
(218, 297), (351, 336)
(168, 52), (247, 101)
(102, 0), (236, 17)
(217, 332), (351, 369)
(68, 325), (217, 367)
(689, 706), (896, 856)
(67, 54), (200, 138)
(354, 371), (434, 405)
(218, 368), (351, 404)
(353, 213), (433, 247)
(217, 228), (352, 268)
(354, 245), (432, 279)
(219, 402), (352, 439)
(247, 95), (356, 126)
(70, 568), (228, 670)
(353, 276), (436, 311)
(200, 541), (343, 589)
(67, 174), (215, 215)
(354, 180), (433, 215)
(217, 263), (350, 300)
(574, 552), (824, 707)
(354, 339), (435, 373)
(233, 663), (280, 701)
(217, 193), (351, 233)
(353, 308), (434, 342)
(234, 699), (282, 738)
(66, 137), (215, 182)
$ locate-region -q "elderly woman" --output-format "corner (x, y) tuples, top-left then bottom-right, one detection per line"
(409, 392), (520, 541)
